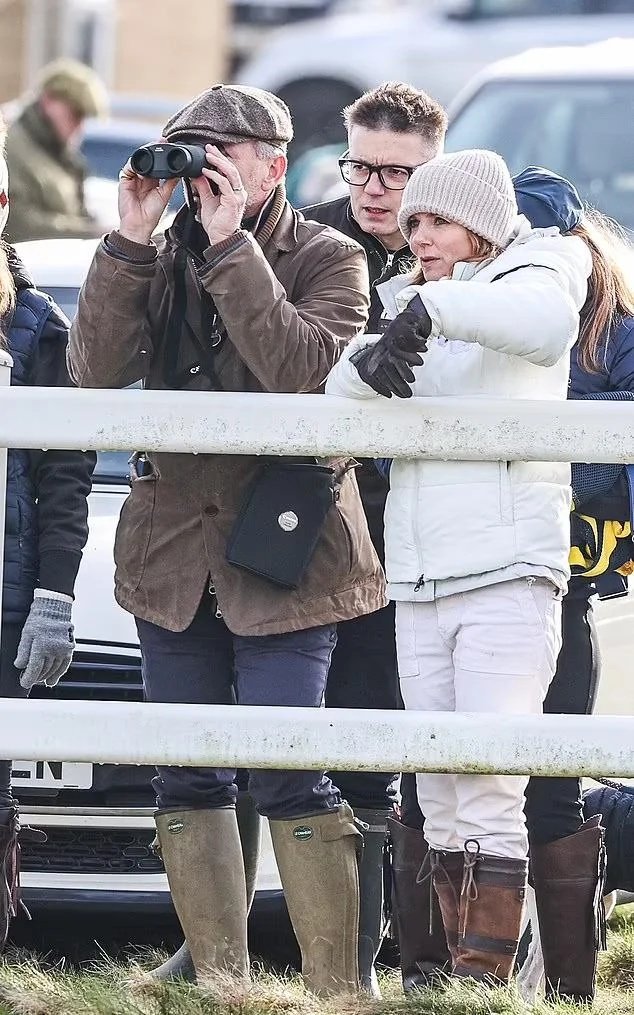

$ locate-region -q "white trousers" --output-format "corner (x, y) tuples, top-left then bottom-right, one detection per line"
(396, 578), (562, 859)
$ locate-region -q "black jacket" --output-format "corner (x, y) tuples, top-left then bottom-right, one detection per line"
(302, 196), (412, 332)
(301, 196), (412, 560)
(4, 248), (95, 622)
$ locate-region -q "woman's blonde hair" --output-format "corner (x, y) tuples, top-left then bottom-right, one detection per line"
(0, 111), (15, 342)
(572, 209), (634, 374)
(409, 227), (498, 285)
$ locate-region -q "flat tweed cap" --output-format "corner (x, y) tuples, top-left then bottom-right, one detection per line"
(163, 83), (293, 146)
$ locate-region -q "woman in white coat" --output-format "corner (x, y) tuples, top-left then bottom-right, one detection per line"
(325, 149), (591, 983)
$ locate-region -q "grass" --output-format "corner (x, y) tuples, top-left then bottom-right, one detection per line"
(1, 913), (633, 1015)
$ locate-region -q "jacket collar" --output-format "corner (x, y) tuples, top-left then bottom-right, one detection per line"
(376, 215), (547, 315)
(343, 200), (410, 264)
(257, 184), (295, 251)
(167, 183), (294, 254)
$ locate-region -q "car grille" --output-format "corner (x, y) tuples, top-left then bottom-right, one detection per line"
(21, 826), (164, 876)
(21, 648), (155, 872)
(30, 650), (143, 702)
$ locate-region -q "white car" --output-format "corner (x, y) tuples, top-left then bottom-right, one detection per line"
(236, 0), (634, 156)
(12, 238), (283, 926)
(446, 37), (634, 232)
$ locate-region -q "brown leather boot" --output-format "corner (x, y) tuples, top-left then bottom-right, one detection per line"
(454, 840), (528, 983)
(531, 814), (607, 1002)
(0, 806), (45, 952)
(429, 848), (464, 968)
(0, 807), (20, 953)
(387, 818), (452, 990)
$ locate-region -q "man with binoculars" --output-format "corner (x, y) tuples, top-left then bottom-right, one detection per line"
(68, 83), (385, 996)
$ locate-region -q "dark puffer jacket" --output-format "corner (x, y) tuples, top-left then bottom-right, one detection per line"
(584, 784), (634, 894)
(3, 247), (95, 623)
(301, 196), (413, 560)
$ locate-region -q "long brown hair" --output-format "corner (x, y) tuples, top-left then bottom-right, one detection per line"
(0, 244), (15, 340)
(0, 111), (15, 342)
(573, 210), (634, 374)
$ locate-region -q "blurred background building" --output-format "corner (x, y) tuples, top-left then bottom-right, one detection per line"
(0, 0), (229, 112)
(0, 0), (383, 108)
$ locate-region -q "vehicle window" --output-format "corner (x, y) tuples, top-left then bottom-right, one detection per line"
(447, 80), (634, 230)
(81, 136), (184, 211)
(44, 286), (80, 323)
(81, 138), (141, 181)
(469, 0), (634, 15)
(94, 450), (130, 484)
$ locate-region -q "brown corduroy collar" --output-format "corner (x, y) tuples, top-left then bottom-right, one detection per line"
(253, 184), (298, 253)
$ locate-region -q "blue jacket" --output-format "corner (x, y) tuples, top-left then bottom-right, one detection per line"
(569, 315), (634, 397)
(3, 248), (95, 624)
(513, 167), (634, 394)
(515, 170), (634, 595)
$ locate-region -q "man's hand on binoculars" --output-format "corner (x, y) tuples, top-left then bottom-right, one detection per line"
(118, 158), (179, 246)
(190, 144), (247, 247)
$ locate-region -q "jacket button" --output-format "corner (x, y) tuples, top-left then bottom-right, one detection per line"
(204, 504), (219, 516)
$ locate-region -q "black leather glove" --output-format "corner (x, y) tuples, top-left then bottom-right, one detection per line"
(382, 295), (433, 354)
(350, 295), (432, 398)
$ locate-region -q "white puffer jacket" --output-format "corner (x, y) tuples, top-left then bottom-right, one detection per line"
(325, 218), (592, 596)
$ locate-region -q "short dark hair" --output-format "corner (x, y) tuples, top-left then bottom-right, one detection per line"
(343, 82), (447, 146)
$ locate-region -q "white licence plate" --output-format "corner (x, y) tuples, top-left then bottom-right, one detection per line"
(11, 761), (93, 790)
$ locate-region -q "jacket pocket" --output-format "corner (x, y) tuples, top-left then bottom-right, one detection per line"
(395, 601), (420, 679)
(114, 474), (157, 592)
(334, 504), (355, 574)
(333, 458), (363, 575)
(499, 462), (513, 525)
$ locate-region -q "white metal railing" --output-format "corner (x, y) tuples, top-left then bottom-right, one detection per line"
(1, 372), (633, 778)
(3, 700), (634, 778)
(1, 385), (633, 461)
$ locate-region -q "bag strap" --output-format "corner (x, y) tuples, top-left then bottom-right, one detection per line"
(162, 244), (222, 390)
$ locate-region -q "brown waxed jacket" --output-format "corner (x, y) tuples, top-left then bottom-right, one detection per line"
(68, 186), (386, 635)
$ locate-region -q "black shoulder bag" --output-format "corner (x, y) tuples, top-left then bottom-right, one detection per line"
(226, 460), (340, 589)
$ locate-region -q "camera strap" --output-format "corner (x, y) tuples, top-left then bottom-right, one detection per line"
(162, 242), (223, 390)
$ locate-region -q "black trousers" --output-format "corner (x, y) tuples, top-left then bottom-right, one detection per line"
(325, 601), (400, 809)
(400, 588), (600, 842)
(524, 589), (600, 845)
(0, 622), (28, 809)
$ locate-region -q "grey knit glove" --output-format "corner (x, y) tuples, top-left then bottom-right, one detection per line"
(15, 593), (75, 691)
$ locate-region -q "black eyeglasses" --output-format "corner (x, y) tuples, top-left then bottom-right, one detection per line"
(338, 153), (420, 191)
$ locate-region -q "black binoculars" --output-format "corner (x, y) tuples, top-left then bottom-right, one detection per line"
(130, 142), (207, 179)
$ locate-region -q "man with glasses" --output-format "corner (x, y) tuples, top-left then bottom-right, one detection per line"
(302, 82), (448, 995)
